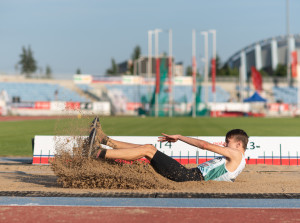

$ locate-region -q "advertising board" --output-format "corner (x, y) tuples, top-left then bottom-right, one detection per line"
(32, 136), (300, 165)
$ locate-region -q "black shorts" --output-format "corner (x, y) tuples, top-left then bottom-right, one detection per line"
(150, 150), (204, 182)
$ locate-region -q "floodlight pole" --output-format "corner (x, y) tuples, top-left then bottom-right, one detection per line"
(240, 51), (246, 102)
(192, 29), (197, 118)
(168, 29), (173, 117)
(286, 0), (291, 85)
(154, 29), (162, 117)
(201, 31), (209, 105)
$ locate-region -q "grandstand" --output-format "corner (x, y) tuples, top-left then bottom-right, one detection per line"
(0, 75), (111, 116)
(104, 84), (230, 104)
(0, 82), (88, 102)
(75, 80), (233, 116)
(83, 74), (300, 117)
(273, 87), (298, 104)
(1, 74), (299, 117)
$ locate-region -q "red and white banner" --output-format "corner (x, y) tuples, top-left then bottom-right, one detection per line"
(127, 102), (142, 111)
(35, 101), (50, 110)
(268, 103), (289, 112)
(65, 102), (80, 110)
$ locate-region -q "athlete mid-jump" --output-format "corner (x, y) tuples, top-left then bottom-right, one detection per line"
(87, 117), (248, 182)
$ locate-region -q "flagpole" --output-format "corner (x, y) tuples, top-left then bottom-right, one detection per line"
(154, 29), (162, 117)
(286, 0), (291, 85)
(209, 30), (217, 117)
(209, 30), (217, 103)
(192, 29), (197, 118)
(201, 31), (209, 105)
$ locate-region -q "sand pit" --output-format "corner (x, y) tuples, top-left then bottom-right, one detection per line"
(0, 157), (299, 195)
(51, 151), (174, 190)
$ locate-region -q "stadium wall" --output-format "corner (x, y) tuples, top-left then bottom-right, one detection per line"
(6, 101), (110, 116)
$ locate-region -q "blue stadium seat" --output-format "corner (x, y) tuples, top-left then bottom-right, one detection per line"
(104, 84), (230, 103)
(273, 87), (298, 104)
(0, 82), (88, 102)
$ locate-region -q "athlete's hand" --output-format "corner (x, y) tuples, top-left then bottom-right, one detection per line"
(158, 133), (181, 143)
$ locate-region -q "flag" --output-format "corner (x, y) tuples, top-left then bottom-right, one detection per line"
(251, 66), (263, 92)
(211, 58), (216, 93)
(168, 56), (172, 95)
(155, 58), (160, 94)
(291, 51), (298, 78)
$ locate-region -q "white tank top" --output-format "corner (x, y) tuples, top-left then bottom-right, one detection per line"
(197, 153), (246, 182)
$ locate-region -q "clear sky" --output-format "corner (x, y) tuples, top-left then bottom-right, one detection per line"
(0, 0), (299, 79)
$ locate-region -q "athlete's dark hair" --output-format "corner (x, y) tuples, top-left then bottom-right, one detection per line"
(225, 129), (249, 150)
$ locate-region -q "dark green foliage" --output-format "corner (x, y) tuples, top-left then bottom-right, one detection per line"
(274, 64), (287, 77)
(106, 58), (118, 75)
(129, 45), (141, 75)
(76, 68), (81, 74)
(45, 65), (52, 79)
(18, 46), (37, 77)
(131, 45), (141, 61)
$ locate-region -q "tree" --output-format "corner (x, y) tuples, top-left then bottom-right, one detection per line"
(106, 58), (118, 75)
(258, 69), (268, 77)
(18, 46), (37, 78)
(76, 68), (81, 74)
(185, 66), (193, 76)
(217, 64), (239, 77)
(274, 64), (286, 77)
(45, 65), (52, 79)
(185, 65), (201, 76)
(131, 45), (141, 61)
(129, 45), (141, 74)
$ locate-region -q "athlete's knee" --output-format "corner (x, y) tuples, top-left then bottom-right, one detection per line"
(143, 144), (157, 159)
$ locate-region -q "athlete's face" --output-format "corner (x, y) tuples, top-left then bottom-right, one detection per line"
(224, 137), (239, 149)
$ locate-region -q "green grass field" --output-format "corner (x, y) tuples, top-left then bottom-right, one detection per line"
(1, 116), (300, 156)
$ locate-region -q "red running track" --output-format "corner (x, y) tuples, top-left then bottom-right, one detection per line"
(0, 206), (299, 223)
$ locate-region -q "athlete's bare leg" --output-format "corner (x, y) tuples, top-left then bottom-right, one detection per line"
(91, 117), (156, 157)
(106, 138), (143, 149)
(104, 144), (157, 161)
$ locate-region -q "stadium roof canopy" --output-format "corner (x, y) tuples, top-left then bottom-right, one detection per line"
(225, 34), (300, 75)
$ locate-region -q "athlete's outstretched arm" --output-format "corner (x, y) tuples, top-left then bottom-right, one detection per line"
(158, 133), (237, 159)
(158, 133), (209, 148)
